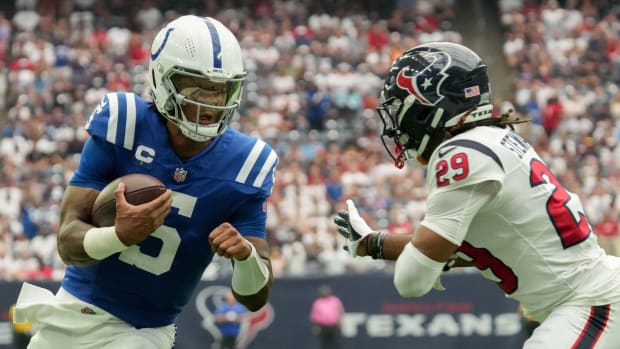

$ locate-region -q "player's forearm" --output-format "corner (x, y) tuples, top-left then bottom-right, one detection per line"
(360, 232), (412, 260)
(230, 237), (273, 311)
(57, 219), (99, 266)
(232, 256), (273, 311)
(363, 232), (474, 269)
(58, 186), (101, 265)
(232, 275), (272, 311)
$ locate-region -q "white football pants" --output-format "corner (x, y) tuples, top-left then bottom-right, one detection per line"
(524, 302), (620, 348)
(13, 282), (176, 349)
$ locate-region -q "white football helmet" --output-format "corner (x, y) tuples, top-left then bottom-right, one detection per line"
(149, 15), (246, 142)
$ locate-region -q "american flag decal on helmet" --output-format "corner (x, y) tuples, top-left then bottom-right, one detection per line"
(464, 85), (480, 98)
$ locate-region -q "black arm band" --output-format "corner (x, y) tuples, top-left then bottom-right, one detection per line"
(367, 232), (387, 259)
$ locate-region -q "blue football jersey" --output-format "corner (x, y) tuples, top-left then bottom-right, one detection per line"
(61, 92), (278, 328)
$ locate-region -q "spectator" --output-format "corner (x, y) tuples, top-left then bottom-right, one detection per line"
(306, 81), (330, 131)
(213, 290), (249, 349)
(594, 210), (620, 257)
(541, 96), (563, 137)
(310, 285), (344, 349)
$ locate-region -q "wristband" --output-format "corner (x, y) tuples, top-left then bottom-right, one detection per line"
(367, 232), (387, 259)
(231, 241), (270, 296)
(83, 226), (128, 260)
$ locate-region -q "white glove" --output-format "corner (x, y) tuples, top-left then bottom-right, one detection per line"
(333, 200), (374, 257)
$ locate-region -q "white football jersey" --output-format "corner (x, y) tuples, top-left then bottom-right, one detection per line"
(423, 126), (620, 322)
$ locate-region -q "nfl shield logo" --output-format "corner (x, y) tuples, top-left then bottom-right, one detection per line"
(174, 168), (188, 183)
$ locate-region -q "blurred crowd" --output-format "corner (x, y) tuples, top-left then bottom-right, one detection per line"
(0, 0), (618, 281)
(500, 0), (620, 256)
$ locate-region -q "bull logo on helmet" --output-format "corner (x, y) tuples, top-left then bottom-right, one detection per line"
(396, 51), (451, 106)
(195, 285), (275, 348)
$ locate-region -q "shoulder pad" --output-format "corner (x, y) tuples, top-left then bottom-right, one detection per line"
(85, 92), (142, 150)
(228, 132), (279, 193)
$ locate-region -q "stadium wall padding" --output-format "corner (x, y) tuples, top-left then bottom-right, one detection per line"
(0, 272), (526, 349)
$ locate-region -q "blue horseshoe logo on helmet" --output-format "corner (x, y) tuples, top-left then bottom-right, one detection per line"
(150, 28), (175, 60)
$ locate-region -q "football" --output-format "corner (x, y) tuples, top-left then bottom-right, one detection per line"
(91, 174), (166, 227)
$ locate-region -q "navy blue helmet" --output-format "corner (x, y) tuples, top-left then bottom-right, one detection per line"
(377, 42), (493, 167)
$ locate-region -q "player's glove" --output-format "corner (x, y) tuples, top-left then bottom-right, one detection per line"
(334, 200), (373, 257)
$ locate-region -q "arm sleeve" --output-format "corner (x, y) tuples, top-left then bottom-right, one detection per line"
(393, 242), (445, 297)
(421, 180), (501, 246)
(69, 136), (117, 190)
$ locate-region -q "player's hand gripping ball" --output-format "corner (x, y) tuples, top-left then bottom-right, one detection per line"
(91, 174), (166, 227)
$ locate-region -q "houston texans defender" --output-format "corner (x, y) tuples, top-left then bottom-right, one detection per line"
(14, 15), (277, 349)
(335, 42), (620, 348)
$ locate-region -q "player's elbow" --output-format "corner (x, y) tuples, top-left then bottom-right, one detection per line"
(393, 272), (432, 298)
(244, 299), (266, 312)
(57, 226), (98, 267)
(233, 282), (272, 311)
(237, 294), (268, 312)
(393, 243), (443, 298)
(58, 243), (97, 266)
(244, 292), (268, 312)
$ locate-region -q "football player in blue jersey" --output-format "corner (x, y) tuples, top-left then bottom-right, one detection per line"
(13, 15), (277, 349)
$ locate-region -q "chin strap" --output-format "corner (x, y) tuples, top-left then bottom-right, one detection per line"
(394, 144), (406, 169)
